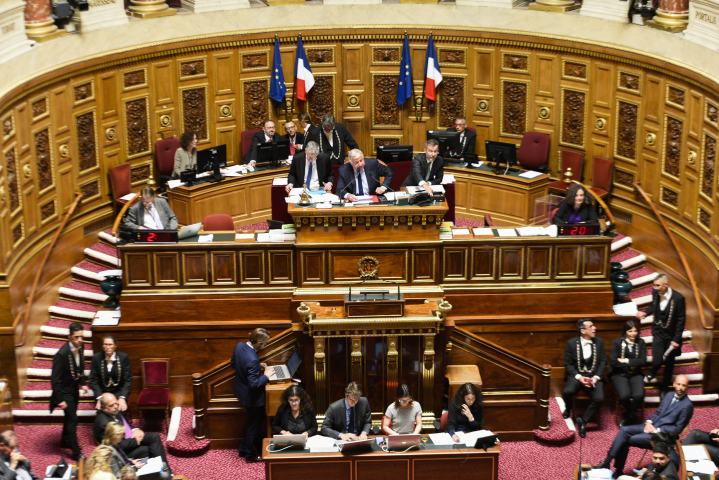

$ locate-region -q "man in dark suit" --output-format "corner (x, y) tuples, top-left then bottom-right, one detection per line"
(50, 322), (89, 460)
(335, 149), (393, 202)
(682, 427), (719, 465)
(89, 334), (132, 413)
(320, 382), (372, 441)
(0, 431), (39, 480)
(637, 273), (686, 394)
(93, 393), (172, 475)
(298, 112), (320, 151)
(282, 120), (305, 157)
(596, 374), (693, 479)
(626, 442), (680, 480)
(244, 119), (282, 166)
(562, 318), (607, 438)
(445, 116), (476, 161)
(402, 139), (444, 194)
(309, 113), (358, 166)
(285, 141), (334, 193)
(124, 186), (178, 231)
(231, 328), (274, 463)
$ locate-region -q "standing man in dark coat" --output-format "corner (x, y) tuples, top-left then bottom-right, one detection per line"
(50, 322), (89, 460)
(637, 273), (686, 395)
(310, 114), (358, 166)
(297, 112), (320, 151)
(89, 334), (132, 413)
(402, 138), (444, 194)
(231, 328), (274, 463)
(562, 318), (607, 438)
(445, 116), (476, 161)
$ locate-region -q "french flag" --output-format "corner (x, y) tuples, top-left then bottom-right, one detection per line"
(423, 35), (442, 103)
(295, 36), (315, 101)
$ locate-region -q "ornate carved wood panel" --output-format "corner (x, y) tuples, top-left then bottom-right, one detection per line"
(373, 137), (400, 155)
(181, 86), (208, 141)
(180, 59), (206, 78)
(5, 148), (20, 214)
(40, 199), (56, 223)
(32, 98), (47, 118)
(615, 100), (638, 162)
(74, 81), (94, 104)
(668, 86), (685, 108)
(242, 79), (270, 131)
(76, 110), (98, 173)
(3, 114), (14, 138)
(563, 61), (587, 80)
(241, 51), (269, 72)
(702, 134), (716, 200)
(438, 48), (466, 67)
(438, 76), (465, 129)
(664, 116), (683, 179)
(372, 74), (400, 128)
(80, 179), (100, 202)
(131, 163), (151, 185)
(307, 48), (334, 66)
(124, 70), (146, 89)
(661, 186), (679, 207)
(501, 80), (527, 137)
(372, 47), (400, 64)
(502, 53), (529, 72)
(34, 128), (54, 193)
(618, 72), (640, 93)
(12, 223), (23, 246)
(699, 207), (711, 230)
(707, 102), (718, 126)
(307, 76), (334, 127)
(124, 96), (150, 158)
(614, 169), (635, 191)
(560, 89), (585, 147)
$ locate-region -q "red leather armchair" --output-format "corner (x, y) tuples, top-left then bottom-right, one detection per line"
(155, 138), (180, 191)
(203, 213), (234, 231)
(548, 150), (585, 195)
(137, 358), (171, 431)
(241, 129), (261, 161)
(108, 163), (133, 217)
(388, 161), (412, 192)
(517, 132), (551, 172)
(589, 156), (614, 200)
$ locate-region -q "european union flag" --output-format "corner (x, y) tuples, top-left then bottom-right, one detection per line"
(397, 34), (413, 105)
(269, 38), (287, 104)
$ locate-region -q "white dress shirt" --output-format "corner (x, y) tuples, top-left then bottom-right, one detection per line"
(305, 159), (320, 191)
(355, 168), (369, 197)
(142, 203), (164, 230)
(659, 287), (673, 311)
(325, 130), (334, 147)
(69, 342), (80, 367)
(575, 338), (599, 381)
(419, 159), (435, 187)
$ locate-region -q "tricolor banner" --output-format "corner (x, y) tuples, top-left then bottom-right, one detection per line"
(423, 35), (442, 103)
(295, 36), (315, 101)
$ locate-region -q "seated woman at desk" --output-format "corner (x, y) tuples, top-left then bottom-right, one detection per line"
(172, 130), (198, 179)
(552, 184), (598, 224)
(272, 385), (318, 439)
(382, 384), (423, 435)
(447, 383), (484, 443)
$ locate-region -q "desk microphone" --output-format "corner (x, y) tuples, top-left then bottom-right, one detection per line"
(338, 169), (360, 205)
(367, 171), (396, 206)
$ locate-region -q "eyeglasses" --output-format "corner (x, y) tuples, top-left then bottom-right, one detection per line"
(652, 283), (663, 288)
(455, 123), (466, 127)
(288, 399), (300, 403)
(398, 398), (412, 404)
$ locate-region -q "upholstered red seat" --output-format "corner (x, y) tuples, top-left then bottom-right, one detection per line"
(589, 156), (614, 200)
(548, 150), (585, 195)
(203, 213), (234, 231)
(155, 138), (180, 191)
(331, 164), (341, 195)
(137, 358), (171, 432)
(388, 160), (412, 192)
(241, 129), (262, 160)
(108, 163), (133, 218)
(517, 132), (551, 172)
(137, 386), (170, 405)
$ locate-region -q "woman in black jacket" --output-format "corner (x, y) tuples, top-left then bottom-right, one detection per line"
(609, 320), (647, 427)
(272, 385), (318, 438)
(552, 184), (598, 224)
(446, 383), (484, 443)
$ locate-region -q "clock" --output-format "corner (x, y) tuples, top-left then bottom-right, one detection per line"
(133, 230), (179, 243)
(557, 224), (601, 237)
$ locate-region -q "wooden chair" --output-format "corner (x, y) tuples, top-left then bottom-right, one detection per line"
(388, 160), (412, 192)
(137, 358), (171, 432)
(203, 213), (234, 231)
(331, 164), (341, 195)
(155, 138), (180, 192)
(241, 128), (261, 161)
(108, 163), (133, 217)
(548, 150), (584, 195)
(517, 132), (551, 172)
(589, 156), (614, 200)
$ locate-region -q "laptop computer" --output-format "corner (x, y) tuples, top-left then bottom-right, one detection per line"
(178, 223), (202, 240)
(272, 433), (307, 449)
(268, 350), (301, 382)
(337, 438), (374, 453)
(387, 434), (421, 451)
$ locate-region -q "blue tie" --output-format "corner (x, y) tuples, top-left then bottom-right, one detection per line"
(356, 171), (363, 196)
(348, 406), (356, 434)
(306, 161), (313, 189)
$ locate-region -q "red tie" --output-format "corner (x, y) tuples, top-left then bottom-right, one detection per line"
(268, 137), (272, 143)
(290, 141), (295, 155)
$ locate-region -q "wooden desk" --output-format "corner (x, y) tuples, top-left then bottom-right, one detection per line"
(261, 436), (500, 480)
(446, 365), (482, 400)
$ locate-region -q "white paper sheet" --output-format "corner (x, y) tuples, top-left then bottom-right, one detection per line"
(136, 456), (163, 476)
(384, 192), (408, 201)
(496, 229), (518, 237)
(289, 188), (305, 196)
(586, 468), (613, 479)
(221, 171), (242, 177)
(441, 174), (456, 184)
(519, 170), (543, 179)
(119, 193), (137, 201)
(92, 317), (120, 326)
(315, 203), (333, 209)
(430, 185), (445, 193)
(517, 227), (545, 237)
(256, 233), (271, 242)
(683, 445), (710, 461)
(167, 180), (183, 189)
(543, 224), (558, 237)
(473, 228), (494, 236)
(685, 460), (718, 474)
(95, 310), (121, 318)
(306, 435), (337, 452)
(285, 196), (299, 204)
(235, 234), (254, 240)
(452, 228), (471, 235)
(273, 178), (289, 186)
(471, 162), (484, 168)
(283, 233), (296, 241)
(45, 463), (73, 480)
(456, 430), (496, 446)
(198, 234), (214, 243)
(428, 432), (455, 445)
(613, 302), (639, 316)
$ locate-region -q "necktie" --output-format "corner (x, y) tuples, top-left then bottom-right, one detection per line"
(150, 206), (164, 230)
(119, 414), (133, 439)
(290, 140), (295, 156)
(356, 171), (363, 196)
(268, 137), (272, 142)
(348, 406), (355, 434)
(425, 161), (433, 182)
(306, 161), (313, 189)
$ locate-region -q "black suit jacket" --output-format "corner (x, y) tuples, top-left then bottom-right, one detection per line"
(564, 336), (607, 382)
(301, 125), (321, 149)
(271, 403), (318, 436)
(402, 153), (445, 187)
(320, 397), (372, 439)
(644, 289), (686, 345)
(0, 455), (39, 480)
(309, 123), (358, 165)
(445, 127), (476, 157)
(50, 342), (85, 412)
(647, 460), (679, 480)
(93, 410), (141, 453)
(335, 158), (393, 198)
(608, 336), (647, 378)
(282, 132), (305, 149)
(287, 152), (334, 189)
(244, 131), (282, 163)
(89, 351), (133, 400)
(552, 202), (598, 224)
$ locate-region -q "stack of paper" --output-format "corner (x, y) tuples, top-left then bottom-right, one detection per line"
(384, 192), (408, 202)
(315, 203), (332, 209)
(441, 174), (456, 184)
(283, 233), (297, 241)
(440, 226), (453, 240)
(93, 310), (121, 326)
(235, 233), (255, 241)
(282, 224), (296, 233)
(256, 233), (271, 242)
(428, 432), (454, 445)
(496, 229), (518, 237)
(452, 228), (471, 237)
(167, 180), (183, 189)
(685, 460), (717, 475)
(136, 457), (163, 477)
(613, 302), (638, 316)
(273, 178), (288, 186)
(471, 162), (484, 168)
(473, 227), (494, 236)
(285, 196), (299, 204)
(353, 195), (373, 204)
(683, 445), (710, 461)
(519, 170), (543, 179)
(198, 234), (214, 243)
(269, 230), (284, 243)
(456, 430), (496, 446)
(306, 435), (338, 453)
(516, 226), (545, 236)
(543, 224), (558, 237)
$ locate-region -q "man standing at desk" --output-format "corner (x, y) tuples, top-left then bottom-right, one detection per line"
(402, 139), (444, 194)
(282, 121), (304, 157)
(285, 141), (333, 193)
(125, 187), (177, 231)
(445, 116), (475, 161)
(245, 119), (282, 166)
(231, 328), (274, 463)
(320, 382), (372, 441)
(309, 114), (358, 166)
(336, 149), (393, 202)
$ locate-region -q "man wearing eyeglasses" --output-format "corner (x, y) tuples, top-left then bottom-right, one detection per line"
(636, 274), (686, 397)
(124, 187), (178, 231)
(445, 116), (476, 161)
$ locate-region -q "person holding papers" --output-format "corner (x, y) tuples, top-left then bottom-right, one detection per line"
(284, 141), (333, 193)
(272, 385), (318, 439)
(171, 131), (197, 179)
(382, 384), (423, 435)
(402, 139), (444, 195)
(102, 423), (150, 479)
(552, 184), (598, 224)
(320, 382), (372, 441)
(335, 149), (393, 203)
(608, 321), (647, 427)
(447, 383), (484, 443)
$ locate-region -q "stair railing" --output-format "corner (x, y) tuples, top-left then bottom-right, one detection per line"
(111, 193), (139, 238)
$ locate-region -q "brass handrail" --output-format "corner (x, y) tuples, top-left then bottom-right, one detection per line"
(570, 180), (616, 225)
(15, 192), (83, 348)
(633, 182), (711, 330)
(111, 193), (139, 238)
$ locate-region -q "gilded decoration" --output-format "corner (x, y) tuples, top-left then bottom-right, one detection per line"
(438, 47), (466, 68)
(562, 60), (588, 81)
(241, 51), (269, 72)
(501, 53), (529, 73)
(501, 80), (528, 138)
(34, 128), (54, 193)
(131, 163), (151, 186)
(59, 144), (69, 158)
(40, 199), (56, 224)
(219, 104), (232, 118)
(538, 106), (550, 120)
(79, 178), (100, 201)
(699, 208), (711, 231)
(181, 86), (209, 141)
(32, 97), (48, 119)
(438, 76), (465, 129)
(73, 79), (94, 106)
(614, 169), (635, 191)
(706, 101), (719, 126)
(124, 96), (151, 158)
(292, 210), (442, 231)
(106, 127), (117, 142)
(477, 99), (490, 113)
(372, 136), (401, 155)
(2, 114), (14, 139)
(371, 46), (400, 65)
(595, 117), (606, 131)
(12, 222), (23, 247)
(123, 69), (147, 90)
(372, 74), (401, 129)
(357, 256), (380, 279)
(560, 89), (586, 147)
(75, 110), (98, 174)
(5, 147), (20, 214)
(307, 47), (335, 66)
(663, 116), (683, 179)
(160, 114), (172, 128)
(667, 85), (685, 108)
(615, 100), (639, 162)
(307, 76), (335, 127)
(242, 78), (270, 130)
(347, 95), (360, 109)
(179, 58), (206, 79)
(701, 134), (716, 201)
(646, 132), (656, 147)
(618, 71), (641, 94)
(661, 185), (679, 209)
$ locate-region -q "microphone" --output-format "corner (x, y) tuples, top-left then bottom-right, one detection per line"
(367, 171), (396, 206)
(338, 169), (360, 205)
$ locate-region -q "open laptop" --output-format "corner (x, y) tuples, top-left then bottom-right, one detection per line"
(178, 223), (202, 240)
(387, 434), (421, 451)
(337, 438), (374, 453)
(272, 433), (307, 449)
(268, 350), (301, 382)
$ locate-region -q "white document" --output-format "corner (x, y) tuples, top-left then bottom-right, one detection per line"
(235, 234), (254, 240)
(456, 430), (495, 446)
(221, 171), (242, 177)
(315, 203), (333, 209)
(167, 180), (183, 189)
(516, 227), (544, 237)
(441, 174), (456, 184)
(543, 224), (558, 237)
(431, 185), (445, 193)
(496, 229), (518, 237)
(306, 435), (338, 453)
(519, 170), (543, 179)
(269, 231), (284, 243)
(92, 317), (120, 326)
(473, 228), (494, 236)
(663, 345), (676, 358)
(683, 445), (710, 461)
(96, 310), (121, 318)
(196, 171), (210, 178)
(225, 165), (244, 173)
(354, 195), (373, 201)
(136, 456), (163, 476)
(404, 186), (421, 194)
(313, 193), (339, 203)
(613, 302), (639, 316)
(586, 468), (613, 479)
(685, 460), (718, 474)
(119, 193), (137, 201)
(256, 233), (271, 242)
(273, 178), (289, 186)
(198, 234), (214, 243)
(452, 228), (471, 235)
(471, 162), (484, 168)
(289, 188), (305, 196)
(384, 192), (408, 201)
(285, 196), (299, 204)
(428, 432), (455, 445)
(283, 233), (297, 241)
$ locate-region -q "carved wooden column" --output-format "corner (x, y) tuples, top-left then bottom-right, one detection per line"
(386, 336), (399, 403)
(421, 335), (436, 429)
(128, 0), (176, 19)
(351, 337), (362, 385)
(313, 337), (327, 414)
(646, 0), (689, 32)
(529, 0), (580, 12)
(24, 0), (66, 42)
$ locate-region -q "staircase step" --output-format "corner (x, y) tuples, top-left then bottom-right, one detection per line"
(59, 281), (108, 304)
(84, 243), (119, 268)
(646, 350), (699, 364)
(645, 373), (703, 387)
(628, 267), (657, 287)
(71, 261), (110, 285)
(641, 330), (692, 345)
(13, 402), (97, 423)
(611, 249), (647, 270)
(22, 386), (95, 401)
(48, 300), (99, 321)
(629, 286), (653, 307)
(41, 319), (93, 341)
(33, 339), (93, 360)
(99, 230), (117, 246)
(611, 234), (632, 253)
(645, 393), (719, 405)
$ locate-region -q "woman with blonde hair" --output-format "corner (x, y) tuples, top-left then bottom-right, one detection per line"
(102, 422), (146, 478)
(84, 446), (116, 480)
